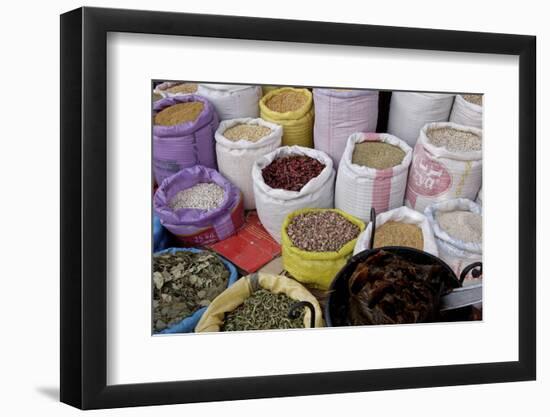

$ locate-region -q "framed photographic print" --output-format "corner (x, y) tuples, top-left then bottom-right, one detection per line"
(60, 6), (536, 410)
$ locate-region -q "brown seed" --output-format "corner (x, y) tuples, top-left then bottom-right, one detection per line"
(154, 102), (204, 126)
(265, 90), (308, 113)
(461, 94), (483, 106)
(164, 83), (198, 94)
(223, 124), (272, 142)
(352, 142), (405, 169)
(373, 221), (424, 250)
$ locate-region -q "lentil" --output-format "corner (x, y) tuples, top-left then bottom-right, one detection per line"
(352, 141), (406, 169)
(154, 102), (204, 126)
(223, 123), (272, 142)
(262, 155), (325, 191)
(287, 211), (360, 252)
(427, 127), (481, 152)
(436, 210), (482, 243)
(373, 221), (424, 250)
(265, 90), (308, 113)
(164, 83), (198, 95)
(462, 94), (483, 106)
(169, 183), (225, 211)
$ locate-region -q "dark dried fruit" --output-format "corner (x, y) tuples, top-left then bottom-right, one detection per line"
(262, 155), (325, 191)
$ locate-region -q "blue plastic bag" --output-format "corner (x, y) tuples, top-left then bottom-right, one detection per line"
(153, 215), (170, 252)
(154, 247), (238, 334)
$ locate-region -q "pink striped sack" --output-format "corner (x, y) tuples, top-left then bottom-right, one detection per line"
(313, 88), (379, 167)
(335, 132), (412, 223)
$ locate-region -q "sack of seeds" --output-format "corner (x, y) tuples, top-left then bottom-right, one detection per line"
(195, 273), (324, 332)
(281, 208), (365, 290)
(335, 132), (412, 222)
(313, 89), (379, 167)
(425, 198), (482, 278)
(154, 165), (245, 246)
(405, 122), (482, 213)
(387, 92), (455, 146)
(260, 87), (315, 148)
(153, 95), (219, 184)
(154, 82), (198, 98)
(353, 206), (438, 256)
(154, 248), (238, 334)
(449, 94), (483, 129)
(252, 146), (335, 243)
(197, 84), (262, 120)
(215, 118), (283, 210)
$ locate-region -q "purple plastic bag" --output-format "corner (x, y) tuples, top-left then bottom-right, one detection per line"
(153, 165), (245, 246)
(153, 95), (219, 184)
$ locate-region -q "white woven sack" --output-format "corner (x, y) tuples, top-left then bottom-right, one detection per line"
(449, 94), (483, 129)
(313, 89), (379, 167)
(476, 185), (483, 205)
(252, 146), (335, 243)
(335, 132), (412, 223)
(425, 198), (482, 277)
(405, 122), (482, 213)
(215, 118), (283, 210)
(197, 84), (262, 120)
(387, 92), (455, 147)
(353, 206), (438, 256)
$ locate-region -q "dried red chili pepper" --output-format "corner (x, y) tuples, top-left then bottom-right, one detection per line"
(262, 155), (325, 191)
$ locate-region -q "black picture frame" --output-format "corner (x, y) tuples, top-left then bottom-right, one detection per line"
(60, 6), (536, 410)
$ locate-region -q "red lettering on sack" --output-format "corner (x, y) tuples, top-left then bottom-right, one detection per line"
(408, 147), (452, 197)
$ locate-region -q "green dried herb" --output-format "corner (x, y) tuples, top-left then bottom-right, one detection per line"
(153, 251), (229, 332)
(222, 289), (305, 331)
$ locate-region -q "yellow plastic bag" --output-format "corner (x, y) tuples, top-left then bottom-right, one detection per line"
(261, 85), (280, 96)
(195, 273), (324, 332)
(281, 208), (365, 290)
(260, 87), (314, 148)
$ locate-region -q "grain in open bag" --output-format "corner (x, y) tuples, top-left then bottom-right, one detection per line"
(425, 198), (482, 278)
(387, 92), (455, 146)
(252, 146), (335, 243)
(281, 208), (365, 290)
(353, 206), (438, 256)
(154, 165), (244, 246)
(313, 88), (379, 167)
(215, 118), (283, 210)
(153, 95), (219, 184)
(154, 81), (198, 98)
(335, 132), (412, 222)
(197, 84), (262, 120)
(405, 122), (482, 213)
(260, 87), (314, 147)
(449, 94), (483, 129)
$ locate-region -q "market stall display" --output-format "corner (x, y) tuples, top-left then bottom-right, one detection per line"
(153, 95), (219, 184)
(197, 84), (262, 120)
(215, 118), (283, 210)
(450, 94), (483, 128)
(313, 88), (379, 166)
(405, 122), (482, 213)
(335, 132), (412, 222)
(252, 146), (335, 242)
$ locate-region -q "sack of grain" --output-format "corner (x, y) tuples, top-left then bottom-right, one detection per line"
(335, 132), (412, 222)
(387, 92), (455, 146)
(353, 206), (438, 256)
(425, 198), (482, 278)
(281, 208), (365, 290)
(154, 82), (198, 98)
(252, 146), (335, 243)
(154, 248), (238, 334)
(313, 88), (379, 167)
(215, 118), (283, 210)
(196, 273), (324, 332)
(260, 87), (314, 147)
(262, 85), (280, 96)
(153, 95), (219, 184)
(154, 165), (245, 246)
(449, 94), (483, 129)
(197, 84), (262, 120)
(405, 122), (482, 213)
(476, 185), (483, 205)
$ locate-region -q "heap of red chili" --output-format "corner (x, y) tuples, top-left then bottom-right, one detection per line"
(262, 155), (325, 191)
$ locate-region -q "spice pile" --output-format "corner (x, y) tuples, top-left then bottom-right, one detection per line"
(154, 102), (204, 126)
(347, 250), (447, 325)
(262, 155), (325, 191)
(153, 251), (229, 332)
(437, 210), (482, 243)
(352, 141), (405, 169)
(287, 211), (360, 252)
(427, 127), (481, 152)
(373, 221), (424, 250)
(265, 90), (308, 113)
(169, 183), (225, 211)
(164, 83), (198, 95)
(223, 124), (272, 142)
(462, 94), (483, 106)
(222, 289), (305, 331)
